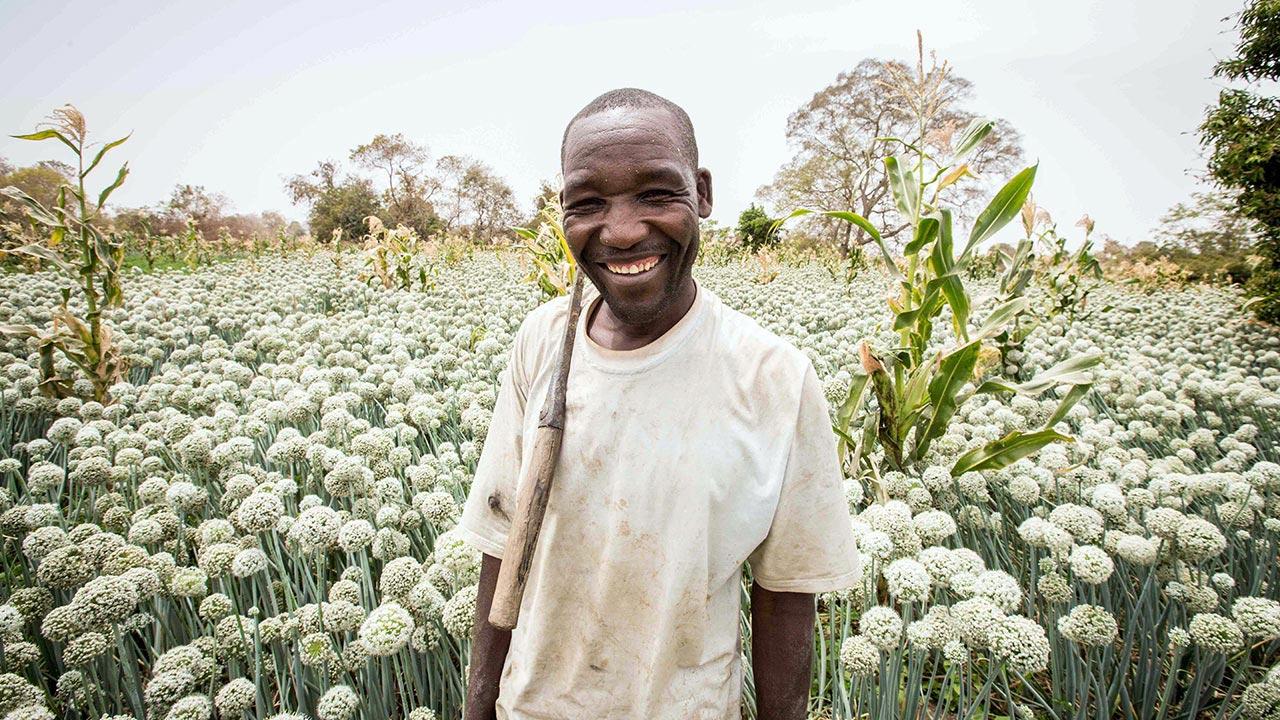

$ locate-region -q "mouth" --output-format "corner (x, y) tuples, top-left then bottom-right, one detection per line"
(598, 253), (666, 279)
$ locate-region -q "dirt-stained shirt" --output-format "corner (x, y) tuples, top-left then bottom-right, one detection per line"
(458, 279), (861, 720)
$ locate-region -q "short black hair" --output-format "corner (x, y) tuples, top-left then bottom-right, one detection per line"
(560, 88), (699, 169)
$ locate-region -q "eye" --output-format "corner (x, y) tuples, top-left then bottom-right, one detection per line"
(641, 189), (681, 202)
(564, 198), (603, 215)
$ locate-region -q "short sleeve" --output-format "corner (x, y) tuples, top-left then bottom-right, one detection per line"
(458, 335), (529, 559)
(747, 363), (861, 593)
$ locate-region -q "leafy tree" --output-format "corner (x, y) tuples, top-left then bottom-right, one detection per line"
(308, 179), (383, 244)
(759, 55), (1023, 257)
(1154, 186), (1259, 283)
(1, 163), (74, 247)
(285, 160), (386, 243)
(1200, 0), (1280, 319)
(736, 203), (781, 253)
(461, 162), (520, 244)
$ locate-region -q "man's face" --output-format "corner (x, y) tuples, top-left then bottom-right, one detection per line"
(560, 106), (712, 327)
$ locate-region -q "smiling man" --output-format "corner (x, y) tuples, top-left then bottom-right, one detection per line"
(459, 88), (861, 720)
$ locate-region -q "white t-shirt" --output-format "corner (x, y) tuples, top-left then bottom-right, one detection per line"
(459, 279), (861, 720)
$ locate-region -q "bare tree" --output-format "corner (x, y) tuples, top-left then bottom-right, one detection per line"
(431, 155), (519, 243)
(284, 160), (340, 206)
(759, 58), (1023, 256)
(350, 133), (429, 210)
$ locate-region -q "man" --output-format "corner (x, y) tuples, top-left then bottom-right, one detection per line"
(459, 88), (860, 720)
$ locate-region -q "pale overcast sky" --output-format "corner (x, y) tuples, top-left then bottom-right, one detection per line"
(0, 0), (1245, 245)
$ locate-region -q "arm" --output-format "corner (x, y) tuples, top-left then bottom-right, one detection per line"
(749, 581), (816, 720)
(465, 553), (511, 720)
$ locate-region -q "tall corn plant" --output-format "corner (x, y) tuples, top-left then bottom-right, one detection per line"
(1041, 215), (1105, 323)
(995, 201), (1106, 380)
(513, 192), (577, 299)
(778, 49), (1101, 482)
(359, 215), (439, 292)
(0, 105), (130, 403)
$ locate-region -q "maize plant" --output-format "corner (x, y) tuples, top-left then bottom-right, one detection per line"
(122, 219), (166, 272)
(0, 105), (130, 403)
(181, 218), (209, 269)
(751, 248), (781, 285)
(993, 200), (1107, 380)
(1040, 215), (1105, 323)
(778, 92), (1100, 482)
(513, 192), (576, 299)
(360, 216), (439, 292)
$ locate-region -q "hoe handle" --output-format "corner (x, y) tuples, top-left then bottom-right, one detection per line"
(489, 273), (585, 630)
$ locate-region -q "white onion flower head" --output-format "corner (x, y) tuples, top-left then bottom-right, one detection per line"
(859, 606), (903, 651)
(163, 694), (211, 720)
(989, 615), (1051, 674)
(318, 684), (359, 720)
(289, 505), (342, 552)
(230, 548), (269, 578)
(1231, 598), (1280, 641)
(1177, 517), (1227, 562)
(1114, 535), (1159, 566)
(359, 601), (415, 656)
(912, 510), (957, 545)
(883, 558), (931, 603)
(838, 635), (880, 677)
(972, 570), (1023, 612)
(338, 519), (376, 553)
(442, 585), (479, 640)
(1058, 604), (1118, 647)
(1189, 612), (1244, 654)
(951, 598), (1006, 650)
(1068, 545), (1114, 585)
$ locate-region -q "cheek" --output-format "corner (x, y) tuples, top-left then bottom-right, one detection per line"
(563, 220), (591, 255)
(658, 210), (699, 249)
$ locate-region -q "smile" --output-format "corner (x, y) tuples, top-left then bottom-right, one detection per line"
(601, 254), (664, 276)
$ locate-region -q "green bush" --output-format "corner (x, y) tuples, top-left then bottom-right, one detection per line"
(736, 203), (781, 253)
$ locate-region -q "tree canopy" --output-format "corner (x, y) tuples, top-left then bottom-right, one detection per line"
(1200, 0), (1280, 320)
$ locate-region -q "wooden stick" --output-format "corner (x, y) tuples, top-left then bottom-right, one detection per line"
(488, 273), (586, 630)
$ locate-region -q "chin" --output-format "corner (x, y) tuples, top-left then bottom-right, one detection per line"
(604, 296), (669, 327)
(591, 278), (679, 328)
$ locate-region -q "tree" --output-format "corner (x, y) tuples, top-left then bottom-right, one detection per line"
(0, 161), (76, 246)
(1154, 186), (1259, 282)
(285, 160), (386, 243)
(432, 155), (520, 243)
(1200, 0), (1280, 319)
(308, 179), (383, 244)
(284, 160), (340, 205)
(350, 133), (439, 238)
(759, 56), (1023, 257)
(736, 204), (781, 253)
(165, 184), (228, 239)
(461, 162), (520, 244)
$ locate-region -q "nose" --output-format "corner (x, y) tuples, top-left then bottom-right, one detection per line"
(597, 204), (647, 250)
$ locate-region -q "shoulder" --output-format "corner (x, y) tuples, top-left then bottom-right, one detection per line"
(517, 292), (575, 343)
(701, 288), (817, 404)
(509, 288), (591, 379)
(703, 288), (813, 378)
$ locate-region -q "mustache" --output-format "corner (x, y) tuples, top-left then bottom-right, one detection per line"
(586, 243), (676, 264)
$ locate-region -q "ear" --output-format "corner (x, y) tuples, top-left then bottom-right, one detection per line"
(696, 168), (713, 219)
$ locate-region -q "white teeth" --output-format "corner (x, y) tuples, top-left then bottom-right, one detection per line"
(605, 256), (660, 275)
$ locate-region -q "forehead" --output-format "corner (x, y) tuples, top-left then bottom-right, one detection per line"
(562, 107), (692, 189)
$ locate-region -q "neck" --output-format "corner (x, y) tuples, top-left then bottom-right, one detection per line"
(587, 279), (698, 351)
